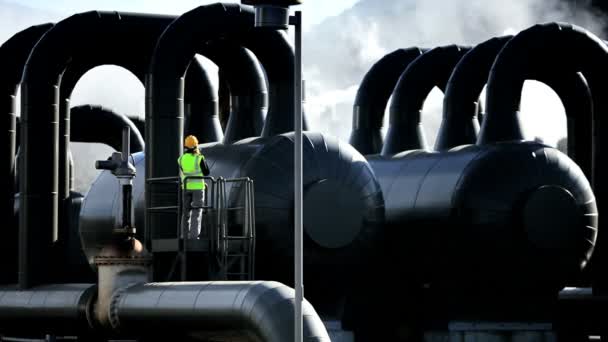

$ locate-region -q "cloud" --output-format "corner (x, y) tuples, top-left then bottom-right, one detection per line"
(303, 0), (604, 147)
(0, 1), (62, 43)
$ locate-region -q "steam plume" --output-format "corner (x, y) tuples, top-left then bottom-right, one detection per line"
(304, 0), (605, 147)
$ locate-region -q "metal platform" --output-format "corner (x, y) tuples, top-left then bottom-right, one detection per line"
(146, 176), (256, 281)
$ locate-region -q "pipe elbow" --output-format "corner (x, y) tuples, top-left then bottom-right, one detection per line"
(241, 281), (331, 342)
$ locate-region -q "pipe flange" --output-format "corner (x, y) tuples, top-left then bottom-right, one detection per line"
(108, 285), (128, 330)
(94, 256), (152, 267)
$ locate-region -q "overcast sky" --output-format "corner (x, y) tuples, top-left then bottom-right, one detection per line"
(12, 0), (357, 30)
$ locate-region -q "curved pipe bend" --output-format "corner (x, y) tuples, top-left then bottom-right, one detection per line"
(111, 281), (330, 342)
(349, 47), (425, 155)
(438, 36), (512, 151)
(70, 105), (145, 152)
(382, 45), (470, 156)
(197, 40), (268, 144)
(480, 23), (607, 148)
(439, 34), (592, 180)
(185, 56), (223, 143)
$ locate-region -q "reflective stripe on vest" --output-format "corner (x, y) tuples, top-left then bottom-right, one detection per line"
(178, 153), (206, 190)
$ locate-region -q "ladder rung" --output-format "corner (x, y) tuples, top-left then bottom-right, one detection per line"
(147, 206), (179, 213)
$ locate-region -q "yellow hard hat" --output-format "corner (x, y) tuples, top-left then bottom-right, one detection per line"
(184, 135), (199, 149)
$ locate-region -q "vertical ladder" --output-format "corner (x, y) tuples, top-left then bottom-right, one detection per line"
(217, 178), (256, 280)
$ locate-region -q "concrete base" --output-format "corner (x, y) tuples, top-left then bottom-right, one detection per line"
(424, 322), (556, 342)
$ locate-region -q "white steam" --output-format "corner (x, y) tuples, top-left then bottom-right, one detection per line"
(303, 0), (605, 147)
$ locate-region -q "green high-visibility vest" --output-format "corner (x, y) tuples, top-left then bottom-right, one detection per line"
(178, 153), (206, 190)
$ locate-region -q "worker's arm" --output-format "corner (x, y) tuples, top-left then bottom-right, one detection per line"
(200, 157), (210, 176)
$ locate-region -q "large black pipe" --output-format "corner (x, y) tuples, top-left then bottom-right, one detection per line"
(113, 49), (262, 145)
(184, 57), (223, 143)
(382, 45), (470, 156)
(112, 281), (330, 341)
(70, 105), (144, 152)
(0, 24), (53, 285)
(198, 41), (268, 143)
(479, 23), (608, 294)
(146, 4), (302, 248)
(249, 30), (307, 137)
(0, 284), (95, 336)
(349, 48), (425, 155)
(437, 36), (593, 182)
(20, 11), (179, 288)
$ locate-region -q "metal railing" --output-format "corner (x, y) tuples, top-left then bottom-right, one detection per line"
(145, 175), (255, 281)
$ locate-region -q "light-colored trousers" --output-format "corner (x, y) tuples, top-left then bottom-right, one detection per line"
(181, 190), (205, 239)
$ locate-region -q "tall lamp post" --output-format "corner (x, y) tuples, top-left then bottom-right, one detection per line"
(240, 1), (304, 341)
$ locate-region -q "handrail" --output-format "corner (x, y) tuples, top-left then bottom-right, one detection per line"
(146, 174), (255, 281)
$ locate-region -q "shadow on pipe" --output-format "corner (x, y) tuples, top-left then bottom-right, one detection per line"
(0, 23), (53, 285)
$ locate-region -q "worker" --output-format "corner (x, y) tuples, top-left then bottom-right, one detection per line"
(178, 135), (210, 239)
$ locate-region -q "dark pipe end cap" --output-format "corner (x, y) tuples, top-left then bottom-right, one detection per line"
(523, 185), (581, 251)
(304, 179), (365, 249)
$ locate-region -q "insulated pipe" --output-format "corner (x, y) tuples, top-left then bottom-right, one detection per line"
(198, 41), (268, 144)
(382, 45), (470, 156)
(70, 105), (144, 152)
(0, 284), (95, 336)
(438, 36), (593, 182)
(0, 23), (53, 285)
(479, 23), (608, 294)
(349, 48), (425, 155)
(248, 30), (306, 137)
(184, 57), (222, 143)
(111, 281), (330, 342)
(542, 73), (592, 179)
(437, 36), (512, 152)
(20, 11), (178, 288)
(147, 4), (301, 247)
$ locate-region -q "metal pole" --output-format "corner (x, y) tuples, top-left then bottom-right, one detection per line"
(121, 126), (130, 161)
(293, 10), (304, 342)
